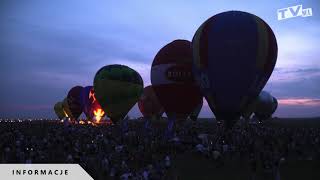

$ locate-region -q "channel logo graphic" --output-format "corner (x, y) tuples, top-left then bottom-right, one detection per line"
(277, 4), (312, 20)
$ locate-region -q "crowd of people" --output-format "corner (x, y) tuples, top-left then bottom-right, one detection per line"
(0, 118), (319, 180)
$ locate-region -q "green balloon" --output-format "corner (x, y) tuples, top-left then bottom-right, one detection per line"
(94, 64), (144, 123)
(54, 102), (65, 119)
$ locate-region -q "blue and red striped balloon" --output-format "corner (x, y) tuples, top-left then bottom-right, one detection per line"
(192, 11), (278, 127)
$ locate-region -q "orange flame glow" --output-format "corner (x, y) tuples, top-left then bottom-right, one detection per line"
(63, 109), (69, 118)
(79, 120), (85, 124)
(89, 90), (97, 103)
(94, 108), (105, 123)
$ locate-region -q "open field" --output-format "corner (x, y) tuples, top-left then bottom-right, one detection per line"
(150, 117), (320, 180)
(0, 117), (319, 179)
(267, 117), (320, 128)
(171, 152), (320, 180)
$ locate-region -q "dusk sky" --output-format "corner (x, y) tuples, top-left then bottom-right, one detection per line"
(0, 0), (319, 118)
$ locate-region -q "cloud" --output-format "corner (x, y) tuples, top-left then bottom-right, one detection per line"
(269, 67), (320, 82)
(279, 98), (320, 106)
(265, 67), (320, 100)
(112, 59), (152, 86)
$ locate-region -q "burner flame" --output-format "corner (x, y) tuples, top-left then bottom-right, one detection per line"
(94, 108), (105, 123)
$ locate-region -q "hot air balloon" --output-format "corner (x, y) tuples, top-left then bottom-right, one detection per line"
(242, 96), (261, 121)
(151, 39), (202, 123)
(254, 91), (278, 121)
(192, 11), (278, 128)
(81, 86), (93, 119)
(62, 97), (72, 118)
(81, 86), (106, 122)
(94, 64), (143, 123)
(54, 102), (65, 120)
(272, 97), (278, 112)
(67, 86), (84, 120)
(189, 98), (203, 121)
(138, 85), (164, 119)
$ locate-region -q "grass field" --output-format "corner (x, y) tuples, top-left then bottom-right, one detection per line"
(267, 117), (320, 128)
(162, 117), (320, 180)
(171, 152), (320, 180)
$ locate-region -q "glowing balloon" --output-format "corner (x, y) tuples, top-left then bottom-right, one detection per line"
(62, 97), (72, 118)
(81, 86), (105, 121)
(151, 39), (202, 120)
(192, 11), (278, 128)
(67, 86), (84, 120)
(81, 86), (93, 119)
(94, 64), (143, 123)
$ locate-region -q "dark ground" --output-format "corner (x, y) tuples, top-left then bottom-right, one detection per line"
(172, 152), (320, 180)
(1, 117), (319, 180)
(169, 117), (320, 180)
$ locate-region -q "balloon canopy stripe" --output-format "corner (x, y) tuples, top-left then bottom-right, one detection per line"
(254, 16), (270, 72)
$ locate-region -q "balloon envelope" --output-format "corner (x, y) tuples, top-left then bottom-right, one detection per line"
(151, 39), (202, 120)
(67, 86), (84, 120)
(138, 85), (164, 118)
(189, 98), (203, 121)
(81, 86), (93, 119)
(62, 97), (72, 118)
(192, 11), (277, 126)
(254, 91), (278, 120)
(94, 64), (143, 123)
(81, 86), (105, 120)
(54, 102), (65, 119)
(272, 97), (278, 113)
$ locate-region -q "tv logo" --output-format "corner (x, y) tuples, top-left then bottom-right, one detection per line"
(277, 5), (312, 20)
